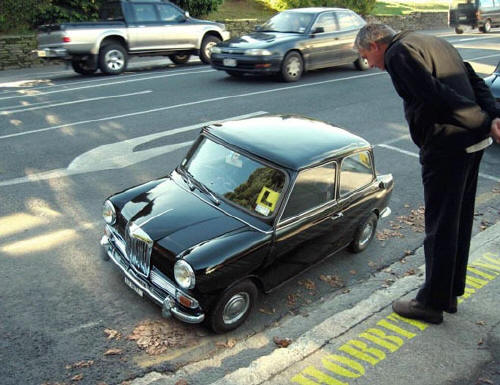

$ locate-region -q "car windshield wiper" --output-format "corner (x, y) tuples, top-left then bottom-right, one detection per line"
(178, 167), (220, 206)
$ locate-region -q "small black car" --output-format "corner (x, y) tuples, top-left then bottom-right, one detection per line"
(101, 115), (393, 333)
(210, 7), (370, 82)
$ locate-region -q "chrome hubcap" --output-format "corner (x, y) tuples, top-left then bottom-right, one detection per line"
(205, 41), (217, 59)
(105, 49), (125, 71)
(222, 292), (250, 324)
(359, 222), (374, 247)
(286, 57), (301, 78)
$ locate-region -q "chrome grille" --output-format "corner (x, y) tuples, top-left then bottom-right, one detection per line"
(125, 222), (153, 277)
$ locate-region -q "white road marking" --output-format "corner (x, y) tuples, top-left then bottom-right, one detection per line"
(0, 72), (386, 140)
(377, 143), (500, 182)
(0, 111), (267, 187)
(0, 90), (152, 115)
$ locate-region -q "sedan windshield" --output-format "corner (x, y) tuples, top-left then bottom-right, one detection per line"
(182, 137), (286, 217)
(259, 11), (313, 33)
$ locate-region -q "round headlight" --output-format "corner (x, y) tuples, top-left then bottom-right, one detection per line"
(102, 200), (116, 225)
(174, 260), (195, 290)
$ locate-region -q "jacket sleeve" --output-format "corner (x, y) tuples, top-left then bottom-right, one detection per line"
(464, 61), (500, 118)
(386, 46), (492, 134)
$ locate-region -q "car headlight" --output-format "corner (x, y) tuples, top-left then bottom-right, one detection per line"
(211, 46), (222, 54)
(244, 48), (272, 56)
(174, 260), (195, 290)
(102, 200), (116, 225)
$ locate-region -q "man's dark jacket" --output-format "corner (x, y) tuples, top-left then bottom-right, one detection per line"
(384, 31), (498, 154)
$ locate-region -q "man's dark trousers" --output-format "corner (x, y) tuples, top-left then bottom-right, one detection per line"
(416, 148), (484, 311)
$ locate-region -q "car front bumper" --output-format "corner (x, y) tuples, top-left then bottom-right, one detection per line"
(211, 53), (282, 74)
(101, 227), (205, 324)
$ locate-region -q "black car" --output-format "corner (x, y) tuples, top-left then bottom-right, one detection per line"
(449, 0), (500, 34)
(210, 7), (370, 82)
(100, 115), (393, 333)
(484, 60), (500, 102)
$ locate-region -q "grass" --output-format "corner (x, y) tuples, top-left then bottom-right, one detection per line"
(206, 0), (449, 20)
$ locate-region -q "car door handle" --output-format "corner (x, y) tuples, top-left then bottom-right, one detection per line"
(330, 213), (343, 220)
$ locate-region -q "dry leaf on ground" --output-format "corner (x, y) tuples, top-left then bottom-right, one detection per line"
(258, 308), (275, 315)
(65, 360), (94, 370)
(404, 268), (417, 277)
(175, 380), (189, 385)
(103, 348), (122, 356)
(273, 337), (292, 348)
(216, 338), (237, 349)
(71, 374), (83, 382)
(319, 274), (344, 288)
(104, 328), (121, 340)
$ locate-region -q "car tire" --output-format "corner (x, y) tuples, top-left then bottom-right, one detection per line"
(200, 35), (221, 64)
(354, 56), (370, 71)
(280, 51), (303, 82)
(71, 59), (97, 75)
(454, 26), (464, 34)
(479, 19), (491, 33)
(208, 280), (257, 334)
(99, 43), (127, 75)
(169, 54), (190, 65)
(226, 70), (244, 78)
(349, 213), (378, 253)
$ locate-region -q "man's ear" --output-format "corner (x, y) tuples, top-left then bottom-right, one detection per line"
(369, 42), (379, 51)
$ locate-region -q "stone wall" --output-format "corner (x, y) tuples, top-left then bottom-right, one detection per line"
(0, 11), (449, 71)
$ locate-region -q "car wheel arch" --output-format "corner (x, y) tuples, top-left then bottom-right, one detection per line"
(98, 35), (128, 53)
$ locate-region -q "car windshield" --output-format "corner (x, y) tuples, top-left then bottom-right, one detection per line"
(259, 11), (313, 33)
(182, 137), (286, 217)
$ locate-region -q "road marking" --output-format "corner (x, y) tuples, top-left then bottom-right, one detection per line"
(0, 90), (152, 115)
(0, 69), (215, 100)
(377, 143), (500, 183)
(0, 111), (267, 187)
(0, 72), (386, 140)
(290, 253), (500, 385)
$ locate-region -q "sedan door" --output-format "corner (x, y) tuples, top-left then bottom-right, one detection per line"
(260, 161), (349, 289)
(306, 11), (344, 69)
(330, 10), (366, 65)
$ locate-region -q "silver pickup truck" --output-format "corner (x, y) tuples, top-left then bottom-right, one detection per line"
(35, 0), (230, 75)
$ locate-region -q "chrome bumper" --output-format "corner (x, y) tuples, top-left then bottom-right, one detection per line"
(101, 233), (205, 324)
(34, 48), (68, 58)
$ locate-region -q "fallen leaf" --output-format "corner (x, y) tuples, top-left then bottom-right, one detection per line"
(478, 338), (484, 346)
(66, 360), (94, 370)
(259, 308), (275, 315)
(273, 336), (292, 348)
(216, 338), (237, 348)
(349, 270), (356, 275)
(287, 294), (297, 306)
(477, 378), (493, 384)
(476, 320), (487, 326)
(104, 328), (121, 340)
(104, 348), (122, 356)
(175, 380), (189, 385)
(368, 261), (377, 267)
(71, 374), (83, 382)
(404, 269), (416, 277)
(342, 288), (351, 294)
(319, 274), (344, 288)
(404, 250), (413, 256)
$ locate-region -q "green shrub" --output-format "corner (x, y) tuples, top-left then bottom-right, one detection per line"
(172, 0), (224, 17)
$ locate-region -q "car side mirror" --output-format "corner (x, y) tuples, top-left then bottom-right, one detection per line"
(312, 26), (324, 34)
(184, 11), (190, 18)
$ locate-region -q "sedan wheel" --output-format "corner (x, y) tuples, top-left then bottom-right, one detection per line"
(455, 26), (464, 34)
(169, 54), (190, 65)
(349, 213), (378, 253)
(280, 51), (303, 82)
(208, 280), (257, 333)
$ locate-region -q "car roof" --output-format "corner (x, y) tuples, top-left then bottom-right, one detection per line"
(206, 115), (371, 170)
(285, 7), (347, 13)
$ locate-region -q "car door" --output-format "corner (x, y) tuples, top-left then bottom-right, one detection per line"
(306, 11), (343, 69)
(260, 161), (348, 289)
(127, 2), (166, 51)
(332, 10), (366, 65)
(156, 3), (198, 50)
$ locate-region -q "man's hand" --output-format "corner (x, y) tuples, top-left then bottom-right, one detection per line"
(492, 118), (500, 143)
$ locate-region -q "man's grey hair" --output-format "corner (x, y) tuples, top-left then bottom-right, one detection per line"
(355, 23), (396, 50)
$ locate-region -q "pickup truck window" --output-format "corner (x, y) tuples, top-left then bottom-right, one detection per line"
(132, 4), (158, 22)
(99, 3), (124, 21)
(158, 4), (184, 22)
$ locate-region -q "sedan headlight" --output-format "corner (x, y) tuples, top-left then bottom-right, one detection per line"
(211, 46), (222, 54)
(174, 260), (195, 290)
(244, 48), (272, 56)
(102, 200), (116, 225)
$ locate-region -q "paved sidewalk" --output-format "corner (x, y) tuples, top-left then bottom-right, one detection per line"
(132, 221), (500, 385)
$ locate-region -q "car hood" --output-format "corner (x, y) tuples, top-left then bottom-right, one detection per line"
(119, 177), (247, 251)
(219, 31), (301, 49)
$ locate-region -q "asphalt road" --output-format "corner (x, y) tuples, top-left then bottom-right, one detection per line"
(1, 29), (499, 385)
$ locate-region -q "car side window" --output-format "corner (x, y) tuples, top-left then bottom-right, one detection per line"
(132, 4), (158, 22)
(337, 11), (361, 30)
(339, 151), (374, 197)
(312, 12), (338, 33)
(157, 4), (184, 22)
(282, 162), (336, 220)
(479, 0), (494, 7)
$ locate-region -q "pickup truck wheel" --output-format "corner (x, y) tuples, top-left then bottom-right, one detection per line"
(200, 35), (221, 64)
(349, 213), (378, 253)
(71, 60), (97, 75)
(169, 54), (190, 65)
(208, 280), (257, 334)
(99, 44), (127, 75)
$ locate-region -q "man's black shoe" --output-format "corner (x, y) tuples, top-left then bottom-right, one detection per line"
(392, 299), (443, 324)
(445, 296), (458, 314)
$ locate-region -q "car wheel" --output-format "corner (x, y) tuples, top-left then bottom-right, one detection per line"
(200, 35), (221, 64)
(455, 26), (464, 34)
(208, 280), (257, 334)
(349, 213), (378, 253)
(99, 43), (127, 75)
(226, 70), (244, 78)
(479, 19), (491, 33)
(280, 51), (303, 82)
(354, 56), (370, 71)
(169, 54), (190, 65)
(71, 59), (97, 75)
